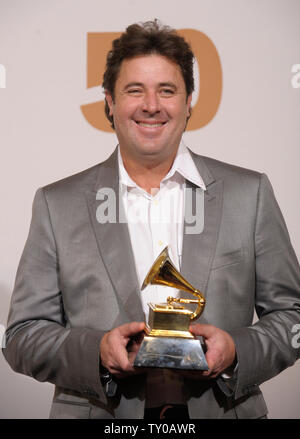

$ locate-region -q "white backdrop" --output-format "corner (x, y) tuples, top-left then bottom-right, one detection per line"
(0, 0), (299, 418)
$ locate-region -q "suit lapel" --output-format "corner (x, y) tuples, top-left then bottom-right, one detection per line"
(181, 153), (223, 320)
(85, 149), (144, 322)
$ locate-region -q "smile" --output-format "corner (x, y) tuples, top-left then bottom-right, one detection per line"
(135, 121), (167, 128)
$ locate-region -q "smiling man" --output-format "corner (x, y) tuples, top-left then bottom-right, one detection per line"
(3, 20), (300, 420)
(105, 54), (192, 193)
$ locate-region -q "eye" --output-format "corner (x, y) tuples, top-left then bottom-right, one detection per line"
(127, 88), (143, 95)
(160, 88), (175, 96)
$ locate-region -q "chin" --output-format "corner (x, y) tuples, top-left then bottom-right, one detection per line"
(137, 145), (167, 156)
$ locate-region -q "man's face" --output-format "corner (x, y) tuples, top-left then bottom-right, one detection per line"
(105, 54), (192, 164)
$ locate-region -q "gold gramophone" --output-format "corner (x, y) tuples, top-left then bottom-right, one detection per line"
(134, 246), (208, 370)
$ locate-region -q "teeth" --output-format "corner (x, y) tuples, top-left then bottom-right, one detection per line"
(137, 122), (164, 127)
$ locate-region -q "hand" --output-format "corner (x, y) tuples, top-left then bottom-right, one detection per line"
(190, 324), (236, 378)
(100, 321), (146, 378)
(181, 324), (236, 380)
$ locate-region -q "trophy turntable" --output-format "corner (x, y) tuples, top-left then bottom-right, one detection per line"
(134, 246), (208, 370)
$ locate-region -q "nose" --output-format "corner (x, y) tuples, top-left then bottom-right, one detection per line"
(142, 91), (161, 115)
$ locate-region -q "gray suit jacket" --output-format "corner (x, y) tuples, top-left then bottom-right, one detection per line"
(3, 148), (300, 418)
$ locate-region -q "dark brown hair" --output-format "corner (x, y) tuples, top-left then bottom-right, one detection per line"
(102, 19), (195, 128)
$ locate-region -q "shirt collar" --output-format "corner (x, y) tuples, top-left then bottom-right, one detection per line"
(162, 140), (206, 189)
(118, 148), (138, 188)
(118, 140), (206, 191)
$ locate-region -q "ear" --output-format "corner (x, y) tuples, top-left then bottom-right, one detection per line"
(105, 91), (114, 116)
(186, 94), (193, 117)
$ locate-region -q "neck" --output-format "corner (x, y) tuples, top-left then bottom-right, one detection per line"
(120, 150), (177, 194)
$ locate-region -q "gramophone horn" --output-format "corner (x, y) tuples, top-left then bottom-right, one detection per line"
(141, 246), (205, 321)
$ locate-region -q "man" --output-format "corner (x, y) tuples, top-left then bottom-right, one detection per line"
(3, 20), (300, 419)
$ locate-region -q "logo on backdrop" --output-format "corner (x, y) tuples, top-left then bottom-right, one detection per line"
(81, 29), (222, 132)
(0, 64), (6, 89)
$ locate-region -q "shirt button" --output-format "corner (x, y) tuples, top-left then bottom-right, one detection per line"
(158, 240), (163, 246)
(153, 199), (159, 205)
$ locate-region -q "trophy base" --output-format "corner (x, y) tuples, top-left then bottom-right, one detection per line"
(134, 336), (208, 370)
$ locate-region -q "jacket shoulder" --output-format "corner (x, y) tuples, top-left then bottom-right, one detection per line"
(189, 151), (263, 189)
(41, 150), (117, 199)
(42, 163), (100, 196)
(199, 154), (261, 180)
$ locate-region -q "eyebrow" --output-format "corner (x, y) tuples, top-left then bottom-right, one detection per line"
(159, 82), (177, 90)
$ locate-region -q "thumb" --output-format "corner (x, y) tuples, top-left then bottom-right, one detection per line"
(118, 321), (145, 338)
(189, 323), (214, 339)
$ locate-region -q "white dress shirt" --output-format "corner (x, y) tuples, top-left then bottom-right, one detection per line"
(118, 141), (206, 409)
(118, 140), (206, 319)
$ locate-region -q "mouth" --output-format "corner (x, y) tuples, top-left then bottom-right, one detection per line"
(134, 120), (167, 129)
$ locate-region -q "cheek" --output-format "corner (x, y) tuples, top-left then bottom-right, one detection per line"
(166, 99), (189, 119)
(116, 103), (139, 124)
(167, 108), (189, 129)
(113, 110), (130, 126)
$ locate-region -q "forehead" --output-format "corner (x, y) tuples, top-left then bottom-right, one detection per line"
(115, 54), (185, 87)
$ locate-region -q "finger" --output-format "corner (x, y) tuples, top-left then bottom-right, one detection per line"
(202, 365), (215, 377)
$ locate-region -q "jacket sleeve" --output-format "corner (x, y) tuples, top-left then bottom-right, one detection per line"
(227, 173), (300, 399)
(2, 188), (108, 403)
